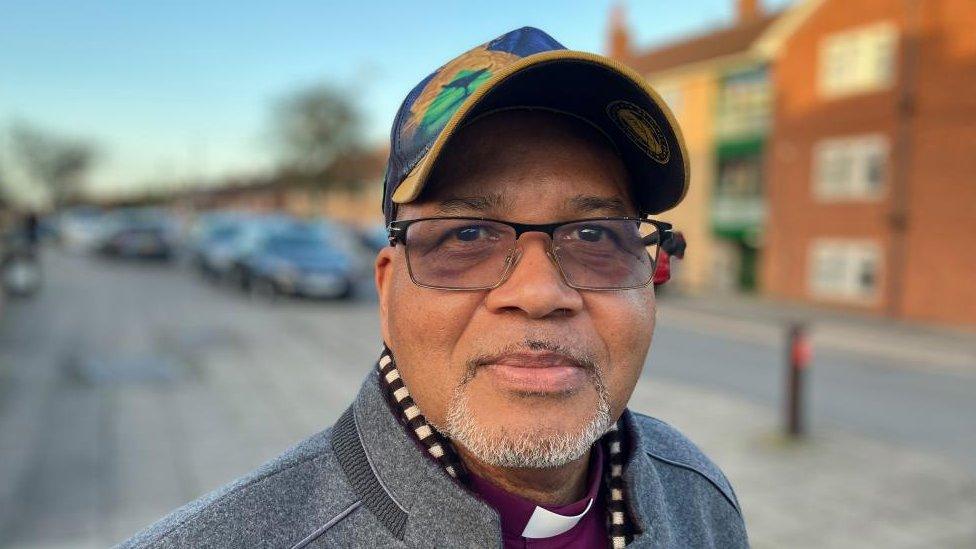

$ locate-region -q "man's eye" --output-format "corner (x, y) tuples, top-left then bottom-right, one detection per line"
(455, 227), (489, 242)
(574, 226), (605, 242)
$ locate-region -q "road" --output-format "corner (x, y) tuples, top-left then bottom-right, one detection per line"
(650, 306), (976, 475)
(0, 249), (973, 547)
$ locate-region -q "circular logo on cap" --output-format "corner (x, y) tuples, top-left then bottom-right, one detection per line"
(606, 100), (670, 165)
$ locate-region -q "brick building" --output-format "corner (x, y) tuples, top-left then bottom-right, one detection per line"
(762, 0), (976, 325)
(609, 1), (818, 293)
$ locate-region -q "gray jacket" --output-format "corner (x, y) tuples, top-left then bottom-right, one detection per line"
(120, 370), (748, 548)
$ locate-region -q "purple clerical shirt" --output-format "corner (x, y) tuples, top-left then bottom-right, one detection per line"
(468, 445), (607, 548)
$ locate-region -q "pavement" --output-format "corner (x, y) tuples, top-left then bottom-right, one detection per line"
(0, 248), (973, 548)
(634, 382), (976, 548)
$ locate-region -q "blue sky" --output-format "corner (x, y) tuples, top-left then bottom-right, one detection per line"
(0, 0), (790, 198)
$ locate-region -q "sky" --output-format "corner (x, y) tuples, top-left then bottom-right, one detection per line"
(0, 0), (791, 200)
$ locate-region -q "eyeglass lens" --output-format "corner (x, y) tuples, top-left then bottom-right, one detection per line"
(403, 219), (660, 290)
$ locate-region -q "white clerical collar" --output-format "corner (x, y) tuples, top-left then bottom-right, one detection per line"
(521, 497), (595, 538)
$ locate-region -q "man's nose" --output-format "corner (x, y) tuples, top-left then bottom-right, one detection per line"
(484, 234), (584, 319)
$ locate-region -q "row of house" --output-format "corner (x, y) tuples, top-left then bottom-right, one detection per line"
(103, 147), (389, 228)
(609, 0), (975, 325)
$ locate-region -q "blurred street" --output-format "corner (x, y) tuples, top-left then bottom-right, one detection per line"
(0, 249), (973, 548)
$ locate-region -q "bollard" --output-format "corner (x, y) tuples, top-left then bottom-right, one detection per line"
(786, 322), (811, 437)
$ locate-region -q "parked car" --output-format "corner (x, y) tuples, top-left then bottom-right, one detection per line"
(242, 223), (357, 300)
(57, 206), (107, 251)
(96, 212), (177, 260)
(312, 219), (373, 278)
(189, 212), (248, 277)
(194, 214), (280, 283)
(358, 223), (390, 253)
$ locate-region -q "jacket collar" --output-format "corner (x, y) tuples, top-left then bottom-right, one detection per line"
(338, 368), (657, 546)
(620, 407), (677, 546)
(345, 369), (502, 545)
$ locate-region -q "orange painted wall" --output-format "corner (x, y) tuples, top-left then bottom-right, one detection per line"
(649, 72), (718, 293)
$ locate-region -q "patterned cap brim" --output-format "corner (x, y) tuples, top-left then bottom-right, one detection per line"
(390, 50), (690, 216)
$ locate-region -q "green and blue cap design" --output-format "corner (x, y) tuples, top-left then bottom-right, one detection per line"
(383, 26), (689, 223)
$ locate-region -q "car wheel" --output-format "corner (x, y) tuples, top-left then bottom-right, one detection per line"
(250, 277), (278, 302)
(227, 265), (250, 292)
(334, 279), (355, 300)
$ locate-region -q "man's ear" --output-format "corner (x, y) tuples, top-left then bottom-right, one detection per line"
(374, 246), (396, 341)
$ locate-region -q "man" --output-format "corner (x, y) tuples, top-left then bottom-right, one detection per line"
(122, 27), (747, 548)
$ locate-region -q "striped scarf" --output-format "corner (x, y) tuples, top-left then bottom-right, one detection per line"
(376, 347), (637, 547)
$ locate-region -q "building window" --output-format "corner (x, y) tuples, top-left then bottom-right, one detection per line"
(718, 155), (763, 197)
(716, 67), (770, 138)
(808, 239), (881, 302)
(813, 135), (888, 201)
(819, 22), (897, 98)
(713, 156), (767, 234)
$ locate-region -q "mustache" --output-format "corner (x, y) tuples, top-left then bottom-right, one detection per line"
(464, 339), (598, 381)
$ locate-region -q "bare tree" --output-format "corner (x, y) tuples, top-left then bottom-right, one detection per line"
(273, 84), (362, 176)
(10, 124), (96, 207)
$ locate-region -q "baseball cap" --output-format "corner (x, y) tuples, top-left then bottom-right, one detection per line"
(382, 26), (688, 224)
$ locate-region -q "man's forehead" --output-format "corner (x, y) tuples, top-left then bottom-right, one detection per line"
(430, 192), (634, 217)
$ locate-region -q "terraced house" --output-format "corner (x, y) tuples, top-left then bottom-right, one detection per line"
(611, 0), (975, 325)
(608, 0), (816, 294)
(762, 0), (976, 324)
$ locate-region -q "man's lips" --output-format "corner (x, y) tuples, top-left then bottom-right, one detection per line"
(478, 352), (589, 394)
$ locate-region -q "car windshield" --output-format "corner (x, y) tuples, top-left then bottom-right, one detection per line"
(209, 224), (240, 242)
(266, 233), (326, 253)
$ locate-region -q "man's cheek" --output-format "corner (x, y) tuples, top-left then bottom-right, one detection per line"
(597, 294), (654, 336)
(598, 301), (653, 377)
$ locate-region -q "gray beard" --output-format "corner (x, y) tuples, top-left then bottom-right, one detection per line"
(437, 368), (613, 469)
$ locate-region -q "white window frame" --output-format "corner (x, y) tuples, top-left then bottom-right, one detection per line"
(808, 239), (882, 303)
(716, 67), (771, 138)
(813, 134), (889, 201)
(819, 22), (898, 98)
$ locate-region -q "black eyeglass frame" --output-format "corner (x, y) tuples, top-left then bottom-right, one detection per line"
(387, 216), (674, 291)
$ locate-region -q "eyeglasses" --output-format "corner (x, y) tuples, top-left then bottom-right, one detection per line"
(387, 216), (673, 291)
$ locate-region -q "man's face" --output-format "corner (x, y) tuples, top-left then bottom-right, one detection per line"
(375, 110), (656, 468)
